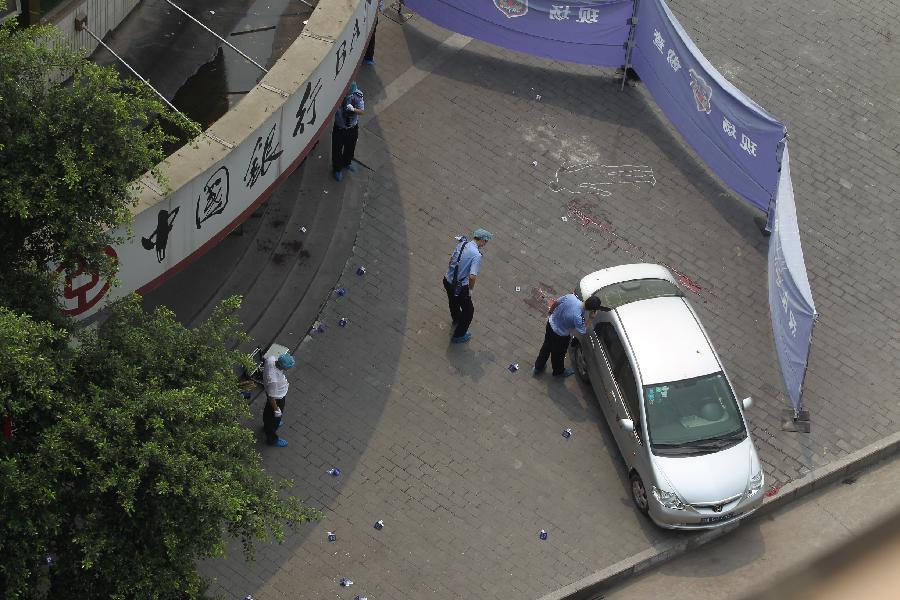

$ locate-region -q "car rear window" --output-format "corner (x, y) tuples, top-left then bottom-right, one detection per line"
(593, 278), (682, 309)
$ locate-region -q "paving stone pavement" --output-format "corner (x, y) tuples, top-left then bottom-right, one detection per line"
(197, 2), (899, 598)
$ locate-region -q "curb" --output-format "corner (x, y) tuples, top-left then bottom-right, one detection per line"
(539, 429), (900, 600)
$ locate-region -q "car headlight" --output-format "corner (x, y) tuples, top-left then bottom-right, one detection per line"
(746, 471), (764, 497)
(650, 486), (687, 510)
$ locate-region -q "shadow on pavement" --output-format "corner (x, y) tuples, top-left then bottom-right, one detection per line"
(544, 376), (594, 423)
(445, 341), (495, 382)
(396, 23), (767, 255)
(187, 60), (414, 595)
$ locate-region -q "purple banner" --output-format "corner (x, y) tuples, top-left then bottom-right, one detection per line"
(405, 0), (632, 67)
(631, 0), (785, 212)
(768, 144), (817, 413)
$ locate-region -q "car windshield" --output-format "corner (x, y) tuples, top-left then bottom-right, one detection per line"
(643, 372), (746, 451)
(593, 278), (682, 310)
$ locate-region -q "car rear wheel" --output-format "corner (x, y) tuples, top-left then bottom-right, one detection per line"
(571, 342), (590, 383)
(630, 472), (649, 515)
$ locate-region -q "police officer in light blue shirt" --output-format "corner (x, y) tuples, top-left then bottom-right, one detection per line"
(533, 294), (606, 377)
(443, 228), (492, 343)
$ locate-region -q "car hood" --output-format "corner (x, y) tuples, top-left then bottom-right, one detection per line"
(652, 438), (752, 504)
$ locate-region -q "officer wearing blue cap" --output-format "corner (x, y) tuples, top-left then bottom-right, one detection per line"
(263, 353), (294, 447)
(443, 228), (492, 343)
(332, 82), (365, 181)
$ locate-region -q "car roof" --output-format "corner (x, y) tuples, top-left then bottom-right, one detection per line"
(616, 296), (721, 385)
(579, 263), (676, 298)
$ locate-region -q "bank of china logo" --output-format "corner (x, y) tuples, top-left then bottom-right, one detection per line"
(494, 0), (528, 18)
(688, 68), (712, 114)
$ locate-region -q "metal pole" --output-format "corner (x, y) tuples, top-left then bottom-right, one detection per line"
(765, 135), (789, 235)
(297, 0), (314, 7)
(163, 0), (268, 73)
(794, 316), (817, 422)
(82, 26), (184, 116)
(620, 0), (640, 91)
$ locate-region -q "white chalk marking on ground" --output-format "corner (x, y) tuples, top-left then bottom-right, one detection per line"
(549, 163), (657, 196)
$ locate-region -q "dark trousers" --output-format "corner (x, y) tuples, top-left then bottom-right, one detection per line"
(364, 17), (377, 61)
(262, 395), (286, 445)
(443, 277), (474, 338)
(534, 321), (571, 375)
(332, 123), (359, 171)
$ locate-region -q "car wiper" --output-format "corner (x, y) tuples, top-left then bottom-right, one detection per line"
(690, 434), (746, 450)
(651, 444), (715, 456)
(698, 429), (746, 444)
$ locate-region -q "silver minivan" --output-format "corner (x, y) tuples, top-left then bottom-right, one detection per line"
(571, 263), (764, 529)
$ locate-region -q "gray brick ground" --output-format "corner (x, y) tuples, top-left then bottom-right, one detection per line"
(191, 2), (899, 598)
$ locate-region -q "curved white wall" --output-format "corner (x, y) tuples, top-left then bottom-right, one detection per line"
(62, 0), (377, 319)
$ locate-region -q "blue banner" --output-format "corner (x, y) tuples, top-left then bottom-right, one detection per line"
(768, 144), (817, 413)
(405, 0), (632, 67)
(630, 0), (785, 212)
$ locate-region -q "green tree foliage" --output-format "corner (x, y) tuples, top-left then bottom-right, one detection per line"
(0, 19), (318, 598)
(0, 296), (320, 598)
(0, 307), (69, 597)
(0, 20), (196, 315)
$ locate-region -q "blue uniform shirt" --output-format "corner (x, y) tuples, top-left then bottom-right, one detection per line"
(444, 240), (482, 287)
(549, 294), (586, 336)
(335, 93), (364, 129)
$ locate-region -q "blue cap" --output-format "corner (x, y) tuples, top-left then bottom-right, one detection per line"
(277, 354), (295, 369)
(350, 81), (363, 98)
(473, 228), (493, 241)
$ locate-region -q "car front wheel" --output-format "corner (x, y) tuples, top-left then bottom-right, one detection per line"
(630, 472), (649, 515)
(571, 341), (590, 383)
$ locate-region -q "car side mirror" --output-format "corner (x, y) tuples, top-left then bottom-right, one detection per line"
(618, 418), (634, 432)
(742, 397), (753, 410)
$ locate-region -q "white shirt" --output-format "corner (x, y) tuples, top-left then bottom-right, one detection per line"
(263, 356), (289, 399)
